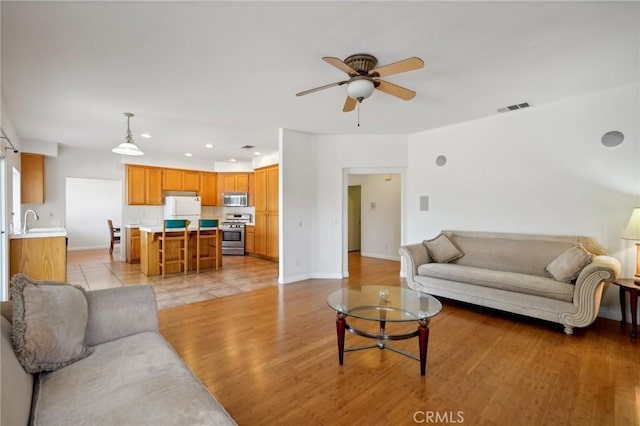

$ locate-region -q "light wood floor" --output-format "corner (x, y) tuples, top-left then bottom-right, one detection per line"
(158, 253), (640, 426)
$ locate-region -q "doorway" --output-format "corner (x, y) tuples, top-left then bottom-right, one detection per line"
(65, 178), (122, 252)
(343, 171), (403, 278)
(347, 185), (361, 252)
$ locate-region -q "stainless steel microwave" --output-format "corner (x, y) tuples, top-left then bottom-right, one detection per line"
(222, 192), (248, 207)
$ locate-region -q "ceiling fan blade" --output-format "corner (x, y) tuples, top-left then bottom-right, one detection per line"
(296, 81), (347, 97)
(370, 57), (424, 78)
(323, 57), (358, 76)
(375, 80), (416, 100)
(343, 96), (357, 112)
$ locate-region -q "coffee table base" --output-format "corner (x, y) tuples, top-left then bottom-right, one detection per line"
(336, 314), (431, 376)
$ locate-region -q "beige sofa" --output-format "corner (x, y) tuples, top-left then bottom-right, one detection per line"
(1, 284), (236, 425)
(399, 230), (621, 334)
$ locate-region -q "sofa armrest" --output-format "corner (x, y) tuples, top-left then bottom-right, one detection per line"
(560, 255), (621, 331)
(85, 285), (159, 346)
(399, 243), (431, 281)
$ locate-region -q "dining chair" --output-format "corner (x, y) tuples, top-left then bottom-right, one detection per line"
(107, 219), (121, 255)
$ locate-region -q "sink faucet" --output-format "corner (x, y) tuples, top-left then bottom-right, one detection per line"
(23, 209), (40, 233)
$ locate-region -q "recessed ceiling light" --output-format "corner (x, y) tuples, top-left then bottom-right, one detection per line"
(140, 133), (151, 139)
(229, 158), (237, 162)
(254, 151), (261, 156)
(205, 143), (214, 148)
(185, 153), (193, 157)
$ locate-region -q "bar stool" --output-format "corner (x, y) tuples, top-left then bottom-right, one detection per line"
(158, 219), (190, 278)
(196, 219), (219, 273)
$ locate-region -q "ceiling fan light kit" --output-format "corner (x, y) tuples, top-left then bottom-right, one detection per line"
(296, 53), (424, 118)
(112, 112), (144, 156)
(347, 76), (375, 101)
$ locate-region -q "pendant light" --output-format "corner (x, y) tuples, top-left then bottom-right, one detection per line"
(112, 112), (144, 156)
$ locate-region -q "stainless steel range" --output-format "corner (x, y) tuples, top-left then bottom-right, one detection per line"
(220, 213), (251, 255)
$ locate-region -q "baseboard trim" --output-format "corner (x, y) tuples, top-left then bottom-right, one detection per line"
(360, 252), (401, 262)
(67, 245), (109, 252)
(279, 274), (311, 284)
(311, 273), (344, 279)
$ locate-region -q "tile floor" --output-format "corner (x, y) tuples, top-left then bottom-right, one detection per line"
(67, 248), (279, 309)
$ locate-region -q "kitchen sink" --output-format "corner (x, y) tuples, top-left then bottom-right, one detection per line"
(26, 227), (66, 233)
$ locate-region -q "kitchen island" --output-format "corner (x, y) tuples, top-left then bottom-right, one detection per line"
(139, 224), (222, 276)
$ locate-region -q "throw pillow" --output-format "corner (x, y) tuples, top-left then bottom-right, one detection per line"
(11, 274), (94, 373)
(424, 233), (464, 263)
(545, 244), (594, 283)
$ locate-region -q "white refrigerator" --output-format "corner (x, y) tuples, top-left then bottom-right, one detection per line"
(164, 196), (201, 222)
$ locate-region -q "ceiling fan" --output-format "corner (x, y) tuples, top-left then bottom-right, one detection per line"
(296, 54), (424, 112)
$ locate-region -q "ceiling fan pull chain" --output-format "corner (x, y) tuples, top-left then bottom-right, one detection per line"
(357, 101), (361, 127)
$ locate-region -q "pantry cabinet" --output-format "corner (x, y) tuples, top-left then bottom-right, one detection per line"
(253, 165), (278, 260)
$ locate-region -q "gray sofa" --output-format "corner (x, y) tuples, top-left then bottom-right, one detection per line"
(399, 230), (621, 334)
(1, 285), (236, 425)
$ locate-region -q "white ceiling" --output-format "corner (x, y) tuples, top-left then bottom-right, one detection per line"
(2, 1), (638, 163)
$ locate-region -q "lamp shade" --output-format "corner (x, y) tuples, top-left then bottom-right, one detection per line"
(347, 78), (375, 101)
(112, 142), (144, 156)
(623, 208), (640, 240)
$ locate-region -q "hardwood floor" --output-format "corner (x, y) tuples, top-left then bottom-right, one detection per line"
(158, 253), (640, 426)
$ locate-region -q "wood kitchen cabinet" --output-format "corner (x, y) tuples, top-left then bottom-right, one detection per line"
(162, 169), (182, 190)
(10, 236), (67, 282)
(21, 153), (46, 204)
(127, 165), (162, 205)
(218, 172), (250, 191)
(182, 170), (201, 191)
(245, 224), (255, 254)
(163, 168), (201, 192)
(200, 172), (218, 206)
(254, 165), (278, 260)
(126, 227), (141, 263)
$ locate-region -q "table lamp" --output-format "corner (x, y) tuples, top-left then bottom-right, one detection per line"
(622, 207), (640, 277)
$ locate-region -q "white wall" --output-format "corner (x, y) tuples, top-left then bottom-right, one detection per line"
(279, 129), (314, 283)
(280, 133), (407, 282)
(405, 83), (640, 318)
(65, 177), (122, 250)
(348, 174), (401, 261)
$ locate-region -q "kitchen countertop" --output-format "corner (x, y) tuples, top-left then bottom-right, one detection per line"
(10, 227), (68, 239)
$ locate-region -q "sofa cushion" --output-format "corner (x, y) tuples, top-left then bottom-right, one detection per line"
(545, 244), (593, 283)
(31, 331), (236, 425)
(424, 233), (464, 263)
(1, 317), (34, 426)
(11, 274), (94, 373)
(416, 263), (574, 302)
(449, 235), (577, 277)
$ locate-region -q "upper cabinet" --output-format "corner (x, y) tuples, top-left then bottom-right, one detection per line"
(126, 166), (254, 206)
(21, 153), (46, 204)
(200, 172), (218, 206)
(127, 165), (162, 205)
(162, 169), (182, 191)
(218, 173), (250, 193)
(162, 168), (202, 192)
(182, 170), (201, 191)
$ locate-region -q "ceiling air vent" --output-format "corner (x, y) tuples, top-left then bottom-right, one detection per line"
(239, 145), (255, 149)
(498, 102), (531, 113)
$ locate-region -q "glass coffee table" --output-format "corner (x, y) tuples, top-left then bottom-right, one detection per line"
(326, 285), (442, 376)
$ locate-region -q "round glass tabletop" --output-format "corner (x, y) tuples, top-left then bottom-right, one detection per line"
(326, 285), (442, 322)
